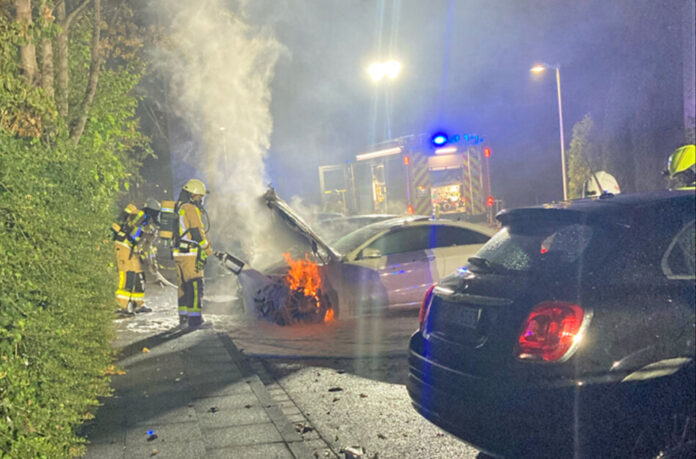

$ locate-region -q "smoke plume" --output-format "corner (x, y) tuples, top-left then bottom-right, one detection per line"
(154, 0), (286, 265)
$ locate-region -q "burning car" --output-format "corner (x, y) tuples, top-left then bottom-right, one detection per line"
(230, 187), (496, 324)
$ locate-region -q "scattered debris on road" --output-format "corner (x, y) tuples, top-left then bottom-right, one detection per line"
(328, 387), (343, 392)
(209, 406), (219, 413)
(342, 446), (365, 458)
(295, 423), (314, 434)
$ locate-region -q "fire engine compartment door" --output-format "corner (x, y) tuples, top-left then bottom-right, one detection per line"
(318, 164), (350, 211)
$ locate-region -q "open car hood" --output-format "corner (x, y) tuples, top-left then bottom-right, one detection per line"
(262, 186), (340, 263)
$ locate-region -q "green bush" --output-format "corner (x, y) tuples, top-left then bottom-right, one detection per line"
(0, 4), (148, 456)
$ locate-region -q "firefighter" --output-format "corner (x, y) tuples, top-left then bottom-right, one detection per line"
(112, 200), (159, 315)
(173, 179), (213, 328)
(665, 144), (695, 191)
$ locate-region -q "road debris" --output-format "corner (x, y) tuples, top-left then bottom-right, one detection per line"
(209, 406), (219, 413)
(342, 446), (365, 458)
(328, 387), (343, 392)
(146, 430), (158, 441)
(142, 347), (150, 353)
(295, 423), (314, 434)
(104, 365), (126, 376)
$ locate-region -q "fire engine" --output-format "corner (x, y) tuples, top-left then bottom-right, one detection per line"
(318, 133), (494, 221)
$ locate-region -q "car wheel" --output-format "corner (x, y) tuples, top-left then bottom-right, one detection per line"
(631, 410), (695, 459)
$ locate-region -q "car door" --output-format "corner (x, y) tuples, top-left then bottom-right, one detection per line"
(431, 225), (492, 274)
(351, 226), (437, 307)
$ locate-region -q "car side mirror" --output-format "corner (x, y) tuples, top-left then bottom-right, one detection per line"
(359, 248), (382, 259)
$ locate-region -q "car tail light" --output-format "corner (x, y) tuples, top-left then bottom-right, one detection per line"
(515, 301), (586, 362)
(418, 285), (436, 332)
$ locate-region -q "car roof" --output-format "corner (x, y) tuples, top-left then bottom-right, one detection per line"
(497, 191), (695, 226)
(363, 215), (498, 236)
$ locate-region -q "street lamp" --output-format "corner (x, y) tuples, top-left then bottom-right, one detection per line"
(368, 59), (401, 140)
(531, 63), (568, 201)
(368, 60), (401, 82)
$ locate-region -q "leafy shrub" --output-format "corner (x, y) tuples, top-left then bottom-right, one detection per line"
(0, 3), (148, 456)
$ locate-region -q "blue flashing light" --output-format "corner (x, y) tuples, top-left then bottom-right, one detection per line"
(147, 430), (154, 436)
(457, 266), (469, 274)
(431, 132), (448, 146)
(451, 134), (460, 143)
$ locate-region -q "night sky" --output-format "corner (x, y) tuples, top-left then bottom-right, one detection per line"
(246, 0), (691, 208)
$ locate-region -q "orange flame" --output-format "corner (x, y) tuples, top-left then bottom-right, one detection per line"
(282, 253), (334, 322)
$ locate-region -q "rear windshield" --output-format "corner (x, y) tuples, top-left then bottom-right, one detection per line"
(472, 221), (599, 273)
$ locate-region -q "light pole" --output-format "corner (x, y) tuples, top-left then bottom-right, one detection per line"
(531, 63), (568, 201)
(368, 60), (401, 140)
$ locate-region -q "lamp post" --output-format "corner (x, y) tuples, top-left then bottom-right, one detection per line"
(531, 63), (568, 201)
(368, 60), (401, 140)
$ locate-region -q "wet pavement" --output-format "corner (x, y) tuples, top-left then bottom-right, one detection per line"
(81, 278), (336, 459)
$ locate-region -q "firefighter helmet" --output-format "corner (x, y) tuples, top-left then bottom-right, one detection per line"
(182, 179), (207, 196)
(666, 145), (695, 190)
(143, 197), (161, 211)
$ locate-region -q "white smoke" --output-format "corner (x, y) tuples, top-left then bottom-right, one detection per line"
(154, 0), (287, 265)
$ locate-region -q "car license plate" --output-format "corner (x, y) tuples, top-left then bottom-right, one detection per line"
(449, 306), (481, 329)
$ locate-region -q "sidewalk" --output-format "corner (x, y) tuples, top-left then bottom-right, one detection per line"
(81, 323), (334, 458)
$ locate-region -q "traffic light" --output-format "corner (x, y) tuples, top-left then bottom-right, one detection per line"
(487, 196), (494, 207)
(484, 147), (491, 158)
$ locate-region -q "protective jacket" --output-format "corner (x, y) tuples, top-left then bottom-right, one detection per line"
(112, 204), (155, 311)
(173, 202), (212, 324)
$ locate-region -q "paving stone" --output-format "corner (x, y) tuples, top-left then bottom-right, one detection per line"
(205, 442), (294, 459)
(202, 423), (283, 448)
(302, 439), (340, 459)
(198, 405), (271, 428)
(126, 404), (197, 427)
(191, 381), (254, 398)
(285, 413), (307, 423)
(281, 407), (303, 418)
(125, 421), (202, 446)
(123, 439), (206, 459)
(191, 393), (258, 412)
(185, 367), (244, 383)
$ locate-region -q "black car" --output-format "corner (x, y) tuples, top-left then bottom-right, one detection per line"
(408, 191), (695, 458)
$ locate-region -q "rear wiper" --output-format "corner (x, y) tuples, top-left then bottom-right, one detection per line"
(467, 256), (511, 274)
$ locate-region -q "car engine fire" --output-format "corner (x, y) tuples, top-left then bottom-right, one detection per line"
(253, 252), (335, 325)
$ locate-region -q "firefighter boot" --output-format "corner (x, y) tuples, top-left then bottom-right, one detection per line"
(187, 315), (203, 329)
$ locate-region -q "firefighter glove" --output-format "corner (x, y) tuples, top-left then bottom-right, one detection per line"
(196, 250), (208, 271)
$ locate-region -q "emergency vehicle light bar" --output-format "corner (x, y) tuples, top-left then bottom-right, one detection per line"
(356, 147), (403, 161)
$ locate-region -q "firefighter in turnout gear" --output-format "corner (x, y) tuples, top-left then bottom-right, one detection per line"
(112, 200), (159, 314)
(173, 179), (213, 328)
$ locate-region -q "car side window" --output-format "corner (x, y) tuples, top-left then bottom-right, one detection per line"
(366, 227), (433, 256)
(662, 220), (695, 280)
(433, 226), (490, 248)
